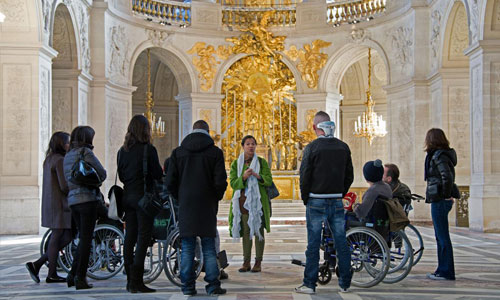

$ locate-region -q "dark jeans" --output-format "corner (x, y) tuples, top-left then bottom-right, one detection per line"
(431, 199), (455, 279)
(123, 208), (154, 272)
(303, 198), (352, 290)
(181, 237), (220, 294)
(70, 201), (98, 278)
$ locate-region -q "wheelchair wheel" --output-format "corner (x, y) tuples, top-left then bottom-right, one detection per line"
(382, 230), (414, 284)
(404, 224), (424, 266)
(318, 263), (332, 285)
(163, 229), (204, 287)
(347, 227), (390, 288)
(85, 225), (125, 280)
(40, 229), (72, 272)
(143, 239), (165, 284)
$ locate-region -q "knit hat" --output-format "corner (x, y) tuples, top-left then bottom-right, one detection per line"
(363, 159), (384, 182)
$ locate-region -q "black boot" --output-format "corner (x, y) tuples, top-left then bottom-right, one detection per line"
(125, 265), (131, 292)
(129, 266), (155, 293)
(74, 276), (93, 290)
(66, 272), (75, 288)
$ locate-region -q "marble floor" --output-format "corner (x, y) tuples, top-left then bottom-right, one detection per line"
(1, 224), (500, 300)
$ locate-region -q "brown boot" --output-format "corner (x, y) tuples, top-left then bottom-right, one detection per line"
(238, 260), (251, 272)
(251, 259), (261, 272)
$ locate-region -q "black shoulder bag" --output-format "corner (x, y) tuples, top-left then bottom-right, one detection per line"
(138, 144), (162, 218)
(70, 148), (102, 187)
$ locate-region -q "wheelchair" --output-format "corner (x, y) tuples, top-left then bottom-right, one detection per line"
(292, 193), (414, 288)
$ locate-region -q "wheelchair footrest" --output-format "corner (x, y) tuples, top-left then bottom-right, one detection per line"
(291, 259), (306, 267)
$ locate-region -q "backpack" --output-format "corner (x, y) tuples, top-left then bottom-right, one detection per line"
(382, 198), (410, 232)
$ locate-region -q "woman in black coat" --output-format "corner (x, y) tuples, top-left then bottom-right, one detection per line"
(424, 128), (457, 281)
(26, 132), (72, 284)
(118, 115), (163, 293)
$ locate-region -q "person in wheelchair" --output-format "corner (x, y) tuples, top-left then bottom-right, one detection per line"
(383, 163), (412, 215)
(350, 159), (393, 242)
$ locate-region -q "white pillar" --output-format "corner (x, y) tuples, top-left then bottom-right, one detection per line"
(326, 92), (343, 138)
(465, 41), (500, 232)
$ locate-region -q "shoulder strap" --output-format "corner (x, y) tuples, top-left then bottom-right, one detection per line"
(143, 144), (149, 193)
(115, 150), (121, 185)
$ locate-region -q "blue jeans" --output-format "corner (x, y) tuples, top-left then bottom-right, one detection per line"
(181, 237), (221, 294)
(303, 198), (352, 290)
(431, 200), (455, 279)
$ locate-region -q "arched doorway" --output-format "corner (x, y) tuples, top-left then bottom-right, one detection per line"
(220, 55), (297, 171)
(131, 48), (180, 163)
(51, 4), (79, 134)
(339, 49), (388, 187)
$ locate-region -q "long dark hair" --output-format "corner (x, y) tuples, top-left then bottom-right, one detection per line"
(424, 128), (450, 153)
(70, 126), (95, 149)
(46, 131), (70, 157)
(123, 115), (151, 151)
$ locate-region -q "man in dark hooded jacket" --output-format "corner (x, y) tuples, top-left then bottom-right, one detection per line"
(166, 120), (227, 296)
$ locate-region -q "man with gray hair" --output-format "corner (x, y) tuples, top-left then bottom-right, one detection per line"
(296, 111), (354, 294)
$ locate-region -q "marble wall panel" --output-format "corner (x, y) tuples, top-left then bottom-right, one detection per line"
(52, 87), (73, 133)
(491, 62), (500, 173)
(448, 86), (470, 181)
(471, 65), (483, 174)
(1, 64), (32, 176)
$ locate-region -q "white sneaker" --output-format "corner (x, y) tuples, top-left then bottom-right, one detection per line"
(339, 287), (349, 293)
(295, 284), (315, 294)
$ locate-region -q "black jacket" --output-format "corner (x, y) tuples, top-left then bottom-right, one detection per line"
(166, 132), (227, 238)
(299, 137), (354, 204)
(424, 148), (457, 203)
(117, 143), (163, 210)
(389, 180), (412, 206)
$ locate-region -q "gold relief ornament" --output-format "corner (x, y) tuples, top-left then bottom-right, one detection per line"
(187, 42), (220, 91)
(284, 40), (332, 89)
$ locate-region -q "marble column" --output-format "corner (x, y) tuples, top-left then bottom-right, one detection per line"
(465, 41), (500, 232)
(295, 93), (327, 133)
(326, 92), (343, 138)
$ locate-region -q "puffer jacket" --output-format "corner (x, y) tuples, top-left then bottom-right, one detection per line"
(424, 148), (457, 203)
(63, 146), (107, 207)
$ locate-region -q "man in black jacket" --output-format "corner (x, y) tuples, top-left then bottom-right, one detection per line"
(383, 163), (412, 212)
(295, 111), (354, 294)
(166, 120), (227, 296)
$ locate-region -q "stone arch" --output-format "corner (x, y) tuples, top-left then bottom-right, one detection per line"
(440, 1), (470, 69)
(482, 0), (500, 40)
(128, 43), (195, 96)
(49, 1), (83, 71)
(320, 41), (391, 94)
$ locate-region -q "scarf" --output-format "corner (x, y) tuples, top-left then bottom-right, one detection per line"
(231, 153), (263, 241)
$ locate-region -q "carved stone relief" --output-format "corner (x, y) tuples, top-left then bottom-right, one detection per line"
(494, 0), (500, 30)
(42, 0), (53, 32)
(0, 0), (27, 24)
(430, 10), (442, 71)
(471, 66), (482, 173)
(349, 28), (371, 43)
(448, 86), (470, 171)
(53, 87), (72, 133)
(388, 27), (413, 77)
(77, 3), (91, 73)
(40, 69), (50, 156)
(395, 102), (412, 173)
(2, 65), (31, 175)
(492, 63), (500, 172)
(469, 0), (480, 43)
(449, 6), (469, 60)
(147, 29), (170, 47)
(108, 25), (130, 85)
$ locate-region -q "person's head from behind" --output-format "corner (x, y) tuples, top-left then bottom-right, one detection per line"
(241, 135), (257, 158)
(193, 120), (209, 133)
(383, 163), (399, 184)
(363, 159), (384, 185)
(70, 126), (95, 150)
(312, 111), (335, 137)
(46, 131), (70, 157)
(424, 128), (450, 153)
(124, 115), (151, 151)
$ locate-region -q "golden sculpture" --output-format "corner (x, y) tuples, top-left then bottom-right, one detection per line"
(187, 42), (220, 91)
(284, 40), (332, 89)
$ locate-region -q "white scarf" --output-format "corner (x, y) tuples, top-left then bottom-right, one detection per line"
(231, 153), (263, 241)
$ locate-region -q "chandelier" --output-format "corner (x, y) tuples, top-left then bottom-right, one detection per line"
(145, 49), (165, 139)
(353, 48), (386, 145)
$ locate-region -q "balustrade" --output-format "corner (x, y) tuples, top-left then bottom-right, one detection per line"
(327, 0), (386, 26)
(131, 0), (191, 26)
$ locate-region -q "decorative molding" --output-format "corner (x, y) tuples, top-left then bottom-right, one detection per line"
(349, 28), (371, 43)
(449, 6), (469, 60)
(146, 29), (170, 47)
(53, 87), (72, 133)
(388, 26), (413, 76)
(430, 9), (442, 71)
(0, 0), (27, 24)
(469, 0), (480, 43)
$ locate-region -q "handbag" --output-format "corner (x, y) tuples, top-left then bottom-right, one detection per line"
(108, 151), (124, 222)
(138, 144), (163, 218)
(70, 148), (102, 187)
(266, 182), (279, 217)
